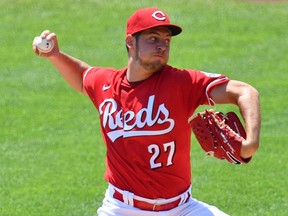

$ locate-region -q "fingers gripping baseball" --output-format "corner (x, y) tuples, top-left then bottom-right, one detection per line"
(32, 30), (59, 58)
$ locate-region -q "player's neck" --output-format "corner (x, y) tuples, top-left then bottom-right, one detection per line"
(126, 60), (155, 82)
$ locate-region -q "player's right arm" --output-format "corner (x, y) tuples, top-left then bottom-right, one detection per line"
(32, 30), (90, 95)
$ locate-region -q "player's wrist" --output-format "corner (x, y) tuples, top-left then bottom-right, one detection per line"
(240, 140), (259, 159)
(47, 50), (63, 61)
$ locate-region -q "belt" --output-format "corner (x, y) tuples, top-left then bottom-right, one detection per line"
(112, 185), (191, 212)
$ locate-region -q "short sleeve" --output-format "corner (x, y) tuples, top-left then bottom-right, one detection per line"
(185, 70), (230, 108)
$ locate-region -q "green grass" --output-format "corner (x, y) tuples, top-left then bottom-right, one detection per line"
(1, 0), (287, 215)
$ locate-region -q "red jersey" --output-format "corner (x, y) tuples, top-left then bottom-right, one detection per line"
(83, 65), (229, 199)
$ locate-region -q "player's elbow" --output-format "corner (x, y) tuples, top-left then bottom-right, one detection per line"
(248, 85), (260, 102)
(239, 84), (260, 104)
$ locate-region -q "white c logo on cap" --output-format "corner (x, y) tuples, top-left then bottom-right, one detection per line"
(152, 11), (166, 21)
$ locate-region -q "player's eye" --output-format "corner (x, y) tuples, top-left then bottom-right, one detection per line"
(164, 39), (170, 45)
(147, 35), (170, 46)
(149, 37), (157, 42)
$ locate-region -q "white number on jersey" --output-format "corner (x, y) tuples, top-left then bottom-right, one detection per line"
(148, 141), (176, 169)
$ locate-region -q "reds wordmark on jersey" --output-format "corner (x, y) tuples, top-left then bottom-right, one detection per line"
(83, 65), (229, 199)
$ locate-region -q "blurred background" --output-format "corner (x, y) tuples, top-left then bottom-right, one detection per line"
(0, 0), (287, 215)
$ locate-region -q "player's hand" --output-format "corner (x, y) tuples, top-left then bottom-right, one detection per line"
(240, 139), (259, 159)
(32, 30), (60, 58)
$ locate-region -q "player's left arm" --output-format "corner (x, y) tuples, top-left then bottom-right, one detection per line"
(210, 80), (261, 159)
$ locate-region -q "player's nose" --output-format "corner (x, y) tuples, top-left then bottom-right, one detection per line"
(156, 42), (168, 52)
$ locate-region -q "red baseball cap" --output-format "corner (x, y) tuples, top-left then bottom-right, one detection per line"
(126, 8), (182, 36)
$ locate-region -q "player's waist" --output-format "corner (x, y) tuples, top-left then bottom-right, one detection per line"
(108, 183), (191, 212)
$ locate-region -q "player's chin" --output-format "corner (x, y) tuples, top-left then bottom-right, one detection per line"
(150, 61), (166, 72)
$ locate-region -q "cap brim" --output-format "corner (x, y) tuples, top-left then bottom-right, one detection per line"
(150, 24), (182, 36)
(166, 24), (182, 36)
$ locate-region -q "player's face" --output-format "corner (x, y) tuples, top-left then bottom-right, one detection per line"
(135, 27), (171, 72)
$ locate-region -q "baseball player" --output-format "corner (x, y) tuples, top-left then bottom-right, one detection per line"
(32, 7), (261, 216)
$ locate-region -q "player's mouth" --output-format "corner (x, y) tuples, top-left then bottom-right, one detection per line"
(152, 53), (166, 58)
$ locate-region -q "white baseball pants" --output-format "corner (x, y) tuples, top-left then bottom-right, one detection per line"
(97, 186), (229, 216)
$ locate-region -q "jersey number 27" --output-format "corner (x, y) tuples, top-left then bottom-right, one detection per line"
(148, 141), (175, 169)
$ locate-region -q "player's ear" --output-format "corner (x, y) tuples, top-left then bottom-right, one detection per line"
(126, 34), (134, 49)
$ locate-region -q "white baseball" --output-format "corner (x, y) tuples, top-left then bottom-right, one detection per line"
(35, 37), (54, 53)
